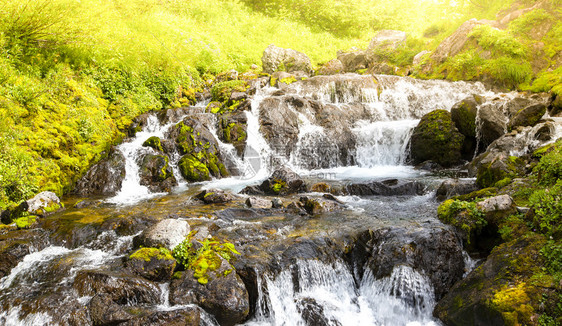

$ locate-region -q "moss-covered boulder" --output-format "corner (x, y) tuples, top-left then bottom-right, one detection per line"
(262, 44), (313, 75)
(316, 59), (344, 75)
(451, 95), (482, 158)
(410, 110), (465, 167)
(507, 103), (546, 131)
(478, 103), (508, 150)
(469, 151), (526, 188)
(548, 93), (562, 116)
(211, 80), (248, 103)
(434, 235), (548, 326)
(169, 116), (229, 183)
(73, 149), (126, 197)
(139, 154), (177, 192)
(127, 247), (177, 281)
(218, 111), (247, 157)
(142, 136), (164, 152)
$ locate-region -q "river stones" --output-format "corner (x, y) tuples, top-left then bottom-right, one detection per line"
(468, 151), (526, 188)
(477, 103), (508, 150)
(241, 167), (307, 196)
(410, 110), (465, 167)
(245, 197), (273, 209)
(0, 229), (50, 278)
(261, 44), (313, 75)
(74, 270), (161, 305)
(507, 103), (546, 130)
(345, 179), (424, 196)
(194, 189), (236, 204)
(170, 257), (250, 326)
(138, 154), (177, 192)
(133, 218), (190, 250)
(126, 247), (177, 281)
(436, 179), (479, 201)
(73, 148), (126, 196)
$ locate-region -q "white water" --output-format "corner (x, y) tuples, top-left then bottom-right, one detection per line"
(245, 260), (440, 326)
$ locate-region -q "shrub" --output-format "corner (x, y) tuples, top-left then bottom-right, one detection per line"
(469, 25), (527, 58)
(529, 180), (562, 238)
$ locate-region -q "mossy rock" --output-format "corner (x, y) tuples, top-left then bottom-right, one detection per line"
(142, 136), (164, 152)
(127, 247), (177, 282)
(210, 80), (248, 103)
(473, 153), (526, 188)
(508, 103), (546, 131)
(139, 154), (177, 192)
(410, 110), (465, 167)
(178, 155), (211, 182)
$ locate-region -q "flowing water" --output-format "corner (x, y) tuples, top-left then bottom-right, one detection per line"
(1, 73), (556, 326)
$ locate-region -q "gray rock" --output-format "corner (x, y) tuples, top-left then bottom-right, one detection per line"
(73, 149), (126, 196)
(345, 179), (424, 196)
(261, 44), (313, 75)
(195, 189), (236, 204)
(477, 103), (508, 150)
(138, 154), (177, 193)
(476, 195), (516, 215)
(436, 179), (479, 201)
(316, 59), (344, 75)
(337, 50), (370, 72)
(413, 50), (431, 66)
(508, 103), (546, 130)
(133, 219), (190, 250)
(245, 197), (272, 209)
(367, 30), (408, 51)
(25, 191), (63, 217)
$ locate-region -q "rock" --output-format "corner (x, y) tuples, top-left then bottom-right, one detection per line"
(261, 44), (313, 75)
(310, 182), (332, 193)
(508, 103), (546, 130)
(429, 19), (496, 65)
(297, 297), (341, 326)
(476, 195), (517, 224)
(123, 307), (200, 326)
(352, 225), (465, 300)
(21, 191), (63, 217)
(270, 71), (300, 88)
(271, 198), (283, 208)
(436, 179), (479, 201)
(74, 270), (161, 305)
(367, 30), (408, 51)
(73, 149), (126, 196)
(157, 107), (191, 125)
(548, 93), (562, 116)
(299, 196), (344, 215)
(138, 154), (177, 192)
(469, 151), (526, 188)
(434, 236), (544, 326)
(477, 103), (508, 150)
(133, 218), (190, 250)
(194, 189), (235, 204)
(345, 179), (424, 196)
(0, 229), (49, 278)
(218, 110), (247, 156)
(89, 294), (131, 325)
(258, 97), (300, 157)
(245, 197), (272, 209)
(126, 247), (177, 281)
(170, 115), (229, 182)
(413, 50), (431, 66)
(410, 110), (465, 167)
(368, 62), (397, 75)
(142, 136), (164, 152)
(127, 113), (150, 137)
(337, 50), (370, 72)
(451, 95), (481, 159)
(316, 59), (344, 75)
(242, 167), (307, 196)
(503, 97), (533, 118)
(170, 257), (249, 326)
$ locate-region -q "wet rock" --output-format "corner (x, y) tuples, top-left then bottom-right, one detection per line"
(354, 225), (465, 300)
(133, 218), (190, 250)
(434, 236), (544, 326)
(169, 115), (229, 182)
(123, 307), (201, 326)
(469, 151), (526, 188)
(299, 196), (345, 215)
(0, 229), (49, 278)
(89, 293), (131, 325)
(271, 198), (283, 208)
(126, 247), (177, 281)
(310, 182), (332, 193)
(142, 136), (164, 152)
(245, 197), (272, 209)
(74, 270), (161, 305)
(138, 154), (177, 192)
(261, 44), (313, 75)
(436, 179), (479, 201)
(410, 110), (465, 167)
(195, 189), (236, 204)
(548, 93), (562, 116)
(503, 97), (534, 118)
(127, 113), (151, 137)
(242, 167), (307, 196)
(507, 103), (546, 130)
(170, 257), (249, 326)
(296, 297), (341, 326)
(40, 218), (101, 248)
(477, 103), (508, 150)
(345, 179), (424, 196)
(157, 107), (191, 125)
(258, 97), (300, 157)
(218, 110), (247, 156)
(316, 59), (344, 75)
(451, 95), (481, 158)
(73, 149), (126, 196)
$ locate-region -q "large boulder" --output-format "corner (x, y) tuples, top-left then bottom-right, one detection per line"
(410, 110), (465, 167)
(367, 30), (408, 51)
(345, 179), (424, 196)
(337, 49), (370, 72)
(218, 110), (247, 157)
(169, 115), (229, 182)
(133, 218), (190, 250)
(261, 44), (313, 75)
(469, 151), (526, 188)
(476, 195), (517, 224)
(138, 154), (177, 192)
(548, 93), (562, 116)
(316, 59), (344, 75)
(24, 191), (63, 217)
(74, 149), (126, 196)
(242, 167), (307, 196)
(477, 103), (508, 150)
(258, 97), (300, 158)
(451, 95), (481, 158)
(436, 179), (479, 201)
(126, 247), (177, 281)
(170, 257), (250, 326)
(507, 103), (546, 130)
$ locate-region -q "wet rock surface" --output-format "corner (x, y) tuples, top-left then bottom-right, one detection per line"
(133, 218), (190, 250)
(74, 149), (126, 196)
(345, 179), (424, 196)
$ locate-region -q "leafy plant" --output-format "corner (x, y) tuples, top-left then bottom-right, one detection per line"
(172, 231), (240, 285)
(529, 180), (562, 239)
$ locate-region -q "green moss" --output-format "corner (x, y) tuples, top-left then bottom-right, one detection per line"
(476, 156), (525, 188)
(210, 80), (247, 103)
(491, 282), (534, 326)
(437, 199), (486, 244)
(14, 215), (37, 229)
(494, 177), (512, 189)
(142, 136), (164, 152)
(178, 155), (210, 182)
(270, 179), (287, 194)
(129, 247), (174, 262)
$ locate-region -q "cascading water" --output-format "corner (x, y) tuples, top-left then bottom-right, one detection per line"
(245, 260), (441, 326)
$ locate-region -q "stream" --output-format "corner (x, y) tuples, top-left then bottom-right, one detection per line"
(1, 73), (551, 326)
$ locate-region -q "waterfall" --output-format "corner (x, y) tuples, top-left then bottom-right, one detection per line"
(245, 260), (441, 326)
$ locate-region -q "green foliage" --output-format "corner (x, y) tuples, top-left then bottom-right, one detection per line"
(130, 247), (174, 262)
(509, 9), (551, 36)
(211, 80), (247, 103)
(529, 180), (562, 239)
(172, 231), (240, 285)
(541, 241), (562, 281)
(484, 56), (532, 89)
(441, 50), (484, 81)
(535, 145), (562, 186)
(469, 25), (527, 58)
(438, 199), (487, 243)
(525, 67), (562, 96)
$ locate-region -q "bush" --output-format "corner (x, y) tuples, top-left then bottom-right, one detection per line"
(484, 56), (532, 89)
(529, 180), (562, 238)
(470, 25), (527, 58)
(535, 144), (562, 186)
